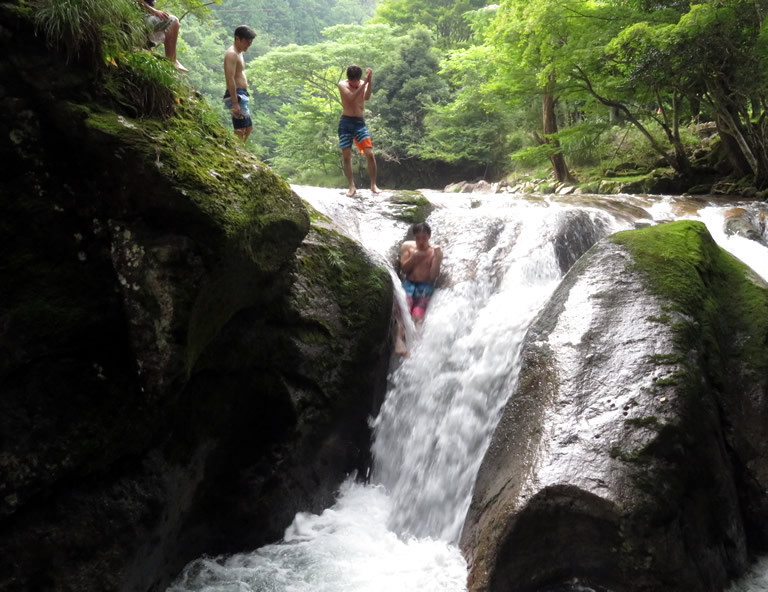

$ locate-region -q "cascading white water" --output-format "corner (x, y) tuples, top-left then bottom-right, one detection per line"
(371, 201), (624, 543)
(168, 189), (768, 592)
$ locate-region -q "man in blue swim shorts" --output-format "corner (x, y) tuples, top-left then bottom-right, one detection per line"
(396, 222), (443, 355)
(224, 26), (256, 141)
(338, 65), (382, 196)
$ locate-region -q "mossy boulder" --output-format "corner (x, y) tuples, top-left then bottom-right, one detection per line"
(384, 190), (434, 223)
(538, 181), (556, 194)
(0, 6), (392, 592)
(462, 221), (768, 592)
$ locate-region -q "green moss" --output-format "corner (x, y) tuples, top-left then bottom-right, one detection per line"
(612, 220), (768, 380)
(298, 225), (391, 337)
(625, 416), (663, 430)
(652, 374), (681, 386)
(610, 220), (768, 521)
(646, 353), (685, 365)
(605, 174), (648, 183)
(646, 313), (672, 324)
(304, 201), (332, 224)
(82, 95), (311, 374)
(579, 182), (600, 193)
(86, 100), (308, 270)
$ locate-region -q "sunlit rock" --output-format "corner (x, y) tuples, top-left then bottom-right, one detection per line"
(445, 181), (467, 193)
(462, 221), (768, 592)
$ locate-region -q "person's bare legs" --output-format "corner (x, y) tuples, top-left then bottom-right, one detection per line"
(234, 126), (253, 142)
(395, 319), (408, 356)
(342, 147), (356, 196)
(364, 147), (381, 193)
(163, 18), (188, 72)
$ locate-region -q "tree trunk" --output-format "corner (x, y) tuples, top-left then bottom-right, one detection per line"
(572, 65), (685, 175)
(542, 76), (575, 184)
(657, 92), (693, 177)
(715, 123), (752, 177)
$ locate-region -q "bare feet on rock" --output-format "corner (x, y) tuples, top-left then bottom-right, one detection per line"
(345, 187), (356, 197)
(371, 185), (382, 194)
(175, 60), (189, 73)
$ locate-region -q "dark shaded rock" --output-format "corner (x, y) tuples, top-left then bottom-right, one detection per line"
(618, 179), (645, 193)
(712, 181), (741, 196)
(643, 173), (687, 194)
(0, 6), (392, 592)
(539, 181), (556, 194)
(551, 210), (610, 274)
(462, 221), (768, 592)
(614, 162), (641, 173)
(686, 183), (712, 195)
(723, 208), (766, 245)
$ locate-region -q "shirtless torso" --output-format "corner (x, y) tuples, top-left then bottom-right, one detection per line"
(338, 68), (372, 117)
(224, 42), (250, 116)
(223, 34), (254, 140)
(400, 238), (443, 284)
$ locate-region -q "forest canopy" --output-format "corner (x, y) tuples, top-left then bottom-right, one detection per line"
(132, 0), (768, 190)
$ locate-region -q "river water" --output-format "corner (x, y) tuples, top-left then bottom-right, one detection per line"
(169, 188), (768, 592)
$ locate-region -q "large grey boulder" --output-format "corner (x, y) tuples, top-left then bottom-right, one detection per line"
(461, 221), (768, 592)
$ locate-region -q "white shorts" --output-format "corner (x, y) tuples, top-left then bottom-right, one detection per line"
(146, 14), (176, 45)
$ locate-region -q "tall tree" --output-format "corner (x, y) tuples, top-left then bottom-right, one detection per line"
(488, 0), (597, 182)
(368, 27), (449, 163)
(419, 7), (527, 178)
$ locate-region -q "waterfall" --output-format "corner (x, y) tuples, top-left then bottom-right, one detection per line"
(371, 202), (620, 543)
(168, 189), (768, 592)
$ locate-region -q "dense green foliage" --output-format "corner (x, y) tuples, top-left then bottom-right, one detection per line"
(371, 0), (487, 47)
(41, 0), (768, 190)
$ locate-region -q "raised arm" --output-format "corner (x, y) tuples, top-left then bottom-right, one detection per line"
(338, 79), (369, 102)
(364, 68), (373, 100)
(136, 0), (168, 19)
(400, 241), (419, 274)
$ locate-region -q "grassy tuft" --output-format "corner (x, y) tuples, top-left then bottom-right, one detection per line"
(104, 50), (184, 119)
(33, 0), (146, 63)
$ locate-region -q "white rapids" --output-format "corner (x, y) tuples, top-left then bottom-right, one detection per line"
(168, 188), (768, 592)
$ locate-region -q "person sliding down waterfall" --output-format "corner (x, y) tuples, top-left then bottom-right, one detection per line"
(337, 65), (381, 197)
(395, 222), (443, 356)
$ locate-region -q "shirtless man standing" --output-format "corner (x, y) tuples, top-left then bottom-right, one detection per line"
(338, 64), (381, 197)
(224, 26), (256, 141)
(396, 222), (443, 355)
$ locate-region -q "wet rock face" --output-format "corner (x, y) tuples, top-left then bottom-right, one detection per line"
(723, 207), (767, 246)
(551, 209), (610, 274)
(462, 222), (768, 592)
(0, 7), (392, 592)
